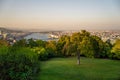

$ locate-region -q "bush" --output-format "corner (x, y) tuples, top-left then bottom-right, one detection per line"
(32, 47), (49, 61)
(46, 48), (55, 58)
(45, 41), (57, 57)
(109, 39), (120, 60)
(0, 46), (39, 80)
(110, 48), (120, 60)
(38, 48), (49, 60)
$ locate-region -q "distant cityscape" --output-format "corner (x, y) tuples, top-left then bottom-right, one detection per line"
(0, 27), (120, 45)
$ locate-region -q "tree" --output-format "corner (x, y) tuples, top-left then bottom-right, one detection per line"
(80, 37), (95, 58)
(92, 36), (111, 58)
(70, 32), (81, 64)
(56, 35), (69, 56)
(59, 30), (92, 64)
(27, 38), (37, 48)
(46, 41), (57, 57)
(70, 30), (91, 64)
(77, 30), (91, 64)
(61, 36), (71, 56)
(36, 39), (46, 47)
(13, 39), (27, 47)
(110, 39), (120, 59)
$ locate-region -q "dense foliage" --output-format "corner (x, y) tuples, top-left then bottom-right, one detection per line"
(0, 46), (39, 80)
(57, 30), (110, 58)
(110, 39), (120, 59)
(56, 30), (118, 60)
(12, 30), (119, 60)
(32, 47), (49, 61)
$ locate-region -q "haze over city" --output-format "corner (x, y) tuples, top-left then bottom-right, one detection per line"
(0, 0), (120, 31)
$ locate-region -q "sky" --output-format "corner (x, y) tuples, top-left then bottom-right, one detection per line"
(0, 0), (120, 31)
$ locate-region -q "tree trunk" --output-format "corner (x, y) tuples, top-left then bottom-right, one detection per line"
(77, 50), (80, 65)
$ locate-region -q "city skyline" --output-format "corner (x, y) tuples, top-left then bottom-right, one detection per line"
(0, 0), (120, 31)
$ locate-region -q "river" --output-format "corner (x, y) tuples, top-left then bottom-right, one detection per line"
(24, 33), (58, 41)
(24, 33), (49, 41)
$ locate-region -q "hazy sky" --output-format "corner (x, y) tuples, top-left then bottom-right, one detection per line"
(0, 0), (120, 30)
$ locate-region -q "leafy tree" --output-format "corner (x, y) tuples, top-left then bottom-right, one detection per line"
(27, 38), (37, 48)
(80, 37), (95, 58)
(56, 42), (64, 56)
(92, 36), (111, 58)
(110, 39), (120, 59)
(46, 41), (57, 57)
(58, 30), (92, 64)
(13, 39), (27, 47)
(75, 30), (91, 64)
(56, 35), (68, 56)
(70, 32), (81, 64)
(69, 30), (90, 64)
(61, 36), (71, 56)
(57, 30), (113, 63)
(36, 39), (46, 47)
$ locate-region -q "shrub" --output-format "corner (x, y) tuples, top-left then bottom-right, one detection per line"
(110, 48), (120, 60)
(109, 39), (120, 60)
(32, 47), (49, 61)
(0, 46), (39, 80)
(38, 48), (49, 60)
(13, 39), (27, 47)
(46, 41), (57, 57)
(46, 47), (55, 58)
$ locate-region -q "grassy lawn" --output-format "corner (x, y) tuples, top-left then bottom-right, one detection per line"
(35, 57), (120, 80)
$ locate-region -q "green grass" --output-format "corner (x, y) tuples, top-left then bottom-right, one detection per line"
(35, 57), (120, 80)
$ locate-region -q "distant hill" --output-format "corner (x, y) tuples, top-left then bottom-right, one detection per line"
(0, 27), (23, 33)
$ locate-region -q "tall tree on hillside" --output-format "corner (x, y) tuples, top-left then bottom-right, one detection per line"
(70, 30), (91, 65)
(70, 32), (81, 64)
